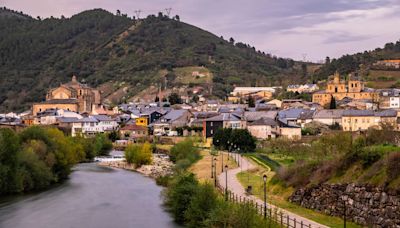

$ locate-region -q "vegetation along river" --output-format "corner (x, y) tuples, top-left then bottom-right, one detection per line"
(0, 163), (177, 228)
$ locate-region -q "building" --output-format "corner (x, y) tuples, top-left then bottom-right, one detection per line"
(119, 125), (148, 139)
(287, 84), (319, 93)
(152, 110), (192, 135)
(247, 117), (278, 139)
(32, 75), (101, 116)
(373, 59), (400, 69)
(341, 110), (377, 132)
(228, 87), (278, 103)
(202, 113), (245, 138)
(313, 110), (344, 126)
(71, 115), (118, 137)
(312, 72), (378, 106)
(378, 89), (400, 109)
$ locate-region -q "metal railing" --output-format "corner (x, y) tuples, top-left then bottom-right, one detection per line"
(216, 182), (314, 228)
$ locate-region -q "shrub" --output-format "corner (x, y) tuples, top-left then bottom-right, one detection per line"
(124, 142), (153, 167)
(164, 173), (198, 224)
(169, 139), (200, 170)
(184, 183), (218, 227)
(387, 152), (400, 181)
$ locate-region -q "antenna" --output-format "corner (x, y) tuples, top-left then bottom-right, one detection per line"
(302, 53), (307, 62)
(164, 8), (172, 17)
(134, 10), (142, 19)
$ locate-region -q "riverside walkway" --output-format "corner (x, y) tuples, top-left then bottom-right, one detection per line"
(217, 154), (328, 228)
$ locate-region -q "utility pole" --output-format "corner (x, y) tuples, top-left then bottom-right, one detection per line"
(164, 8), (172, 17)
(134, 10), (142, 19)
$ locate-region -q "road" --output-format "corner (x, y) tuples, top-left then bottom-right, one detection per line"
(217, 153), (328, 228)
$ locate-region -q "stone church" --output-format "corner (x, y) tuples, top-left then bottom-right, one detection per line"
(312, 71), (378, 106)
(32, 75), (101, 115)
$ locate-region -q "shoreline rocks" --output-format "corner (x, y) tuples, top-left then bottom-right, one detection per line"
(98, 155), (174, 179)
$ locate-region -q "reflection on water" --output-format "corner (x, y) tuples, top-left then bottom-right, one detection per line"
(0, 163), (177, 228)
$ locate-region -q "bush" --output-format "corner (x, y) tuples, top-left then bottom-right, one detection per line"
(387, 152), (400, 181)
(184, 183), (218, 227)
(124, 142), (153, 167)
(170, 139), (200, 170)
(165, 173), (198, 224)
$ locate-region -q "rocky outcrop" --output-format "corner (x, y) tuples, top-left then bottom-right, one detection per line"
(289, 183), (400, 227)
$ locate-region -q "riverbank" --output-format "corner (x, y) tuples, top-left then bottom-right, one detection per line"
(98, 154), (174, 178)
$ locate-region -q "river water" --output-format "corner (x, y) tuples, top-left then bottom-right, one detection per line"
(0, 163), (177, 228)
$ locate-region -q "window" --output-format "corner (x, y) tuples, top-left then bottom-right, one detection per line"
(211, 122), (213, 127)
(355, 119), (358, 123)
(210, 129), (213, 134)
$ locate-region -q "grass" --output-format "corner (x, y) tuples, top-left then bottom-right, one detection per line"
(245, 153), (281, 171)
(190, 150), (238, 182)
(173, 66), (213, 84)
(237, 170), (361, 228)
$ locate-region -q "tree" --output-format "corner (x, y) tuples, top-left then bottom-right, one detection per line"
(94, 134), (112, 156)
(229, 37), (235, 44)
(213, 128), (256, 152)
(325, 56), (331, 65)
(192, 94), (199, 103)
(184, 183), (218, 227)
(329, 95), (336, 109)
(108, 131), (120, 142)
(165, 173), (198, 224)
(175, 15), (180, 21)
(168, 93), (182, 105)
(247, 95), (255, 108)
(116, 10), (121, 16)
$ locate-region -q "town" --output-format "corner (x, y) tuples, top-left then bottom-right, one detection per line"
(2, 69), (400, 141)
(1, 4), (400, 228)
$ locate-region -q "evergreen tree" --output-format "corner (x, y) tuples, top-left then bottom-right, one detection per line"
(329, 96), (336, 109)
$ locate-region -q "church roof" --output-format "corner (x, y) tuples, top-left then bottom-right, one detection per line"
(40, 99), (79, 104)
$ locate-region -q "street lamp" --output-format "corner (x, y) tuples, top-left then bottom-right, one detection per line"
(225, 164), (228, 201)
(263, 174), (267, 219)
(211, 155), (214, 178)
(214, 157), (217, 187)
(237, 148), (240, 166)
(221, 151), (224, 172)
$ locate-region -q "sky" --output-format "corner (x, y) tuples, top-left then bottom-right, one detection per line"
(2, 0), (400, 62)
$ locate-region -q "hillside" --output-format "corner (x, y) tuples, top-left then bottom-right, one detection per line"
(0, 8), (302, 112)
(314, 40), (400, 81)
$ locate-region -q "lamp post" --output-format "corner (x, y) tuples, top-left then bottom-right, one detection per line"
(214, 157), (217, 187)
(237, 148), (240, 166)
(211, 154), (214, 179)
(221, 151), (224, 172)
(263, 174), (267, 219)
(225, 164), (228, 201)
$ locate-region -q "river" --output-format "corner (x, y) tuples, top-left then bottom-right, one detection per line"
(0, 163), (177, 228)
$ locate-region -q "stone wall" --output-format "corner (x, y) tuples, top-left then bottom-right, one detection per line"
(289, 183), (400, 227)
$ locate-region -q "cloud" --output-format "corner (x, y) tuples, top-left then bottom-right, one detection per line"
(2, 0), (400, 61)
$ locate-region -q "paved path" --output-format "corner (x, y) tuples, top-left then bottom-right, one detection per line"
(217, 154), (328, 228)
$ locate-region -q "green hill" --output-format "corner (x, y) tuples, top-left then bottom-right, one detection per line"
(314, 40), (400, 80)
(0, 7), (301, 112)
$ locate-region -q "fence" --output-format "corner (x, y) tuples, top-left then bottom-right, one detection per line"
(216, 182), (314, 228)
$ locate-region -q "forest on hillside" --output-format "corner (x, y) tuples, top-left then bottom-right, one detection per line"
(0, 7), (299, 112)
